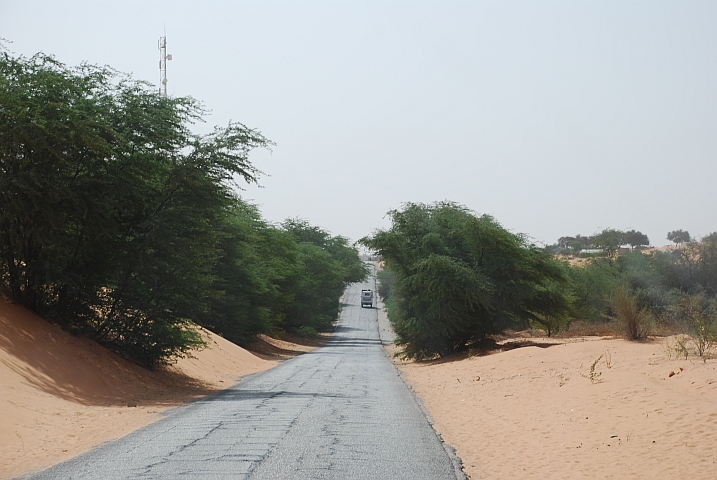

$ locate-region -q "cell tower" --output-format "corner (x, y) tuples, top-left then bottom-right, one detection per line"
(158, 32), (172, 97)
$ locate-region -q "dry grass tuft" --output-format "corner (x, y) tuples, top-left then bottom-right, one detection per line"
(611, 285), (653, 340)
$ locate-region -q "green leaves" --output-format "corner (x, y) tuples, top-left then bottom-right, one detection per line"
(0, 51), (366, 367)
(361, 202), (571, 359)
(279, 219), (368, 332)
(0, 52), (270, 367)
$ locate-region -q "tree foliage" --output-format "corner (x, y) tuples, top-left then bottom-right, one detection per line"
(279, 219), (369, 331)
(667, 230), (691, 246)
(560, 234), (717, 342)
(624, 230), (650, 249)
(360, 202), (571, 359)
(0, 52), (362, 366)
(553, 229), (649, 256)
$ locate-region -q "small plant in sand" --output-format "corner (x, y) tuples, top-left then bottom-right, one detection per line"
(668, 294), (717, 360)
(693, 325), (715, 359)
(664, 335), (691, 360)
(604, 349), (612, 369)
(685, 300), (716, 359)
(582, 354), (603, 384)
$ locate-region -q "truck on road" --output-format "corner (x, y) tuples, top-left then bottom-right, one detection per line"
(361, 289), (374, 308)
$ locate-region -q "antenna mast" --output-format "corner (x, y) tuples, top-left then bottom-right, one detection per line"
(158, 31), (171, 97)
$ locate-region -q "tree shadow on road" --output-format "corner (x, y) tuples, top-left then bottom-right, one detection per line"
(246, 331), (331, 360)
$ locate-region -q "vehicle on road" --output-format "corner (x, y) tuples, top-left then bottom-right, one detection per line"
(361, 289), (373, 308)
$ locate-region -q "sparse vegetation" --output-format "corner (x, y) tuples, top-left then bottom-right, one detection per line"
(610, 285), (654, 340)
(548, 230), (717, 348)
(672, 294), (716, 358)
(661, 295), (717, 360)
(664, 335), (691, 360)
(604, 350), (612, 369)
(582, 355), (604, 384)
(552, 228), (649, 257)
(363, 201), (717, 354)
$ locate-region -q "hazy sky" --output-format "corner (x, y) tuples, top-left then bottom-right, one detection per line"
(3, 1), (716, 246)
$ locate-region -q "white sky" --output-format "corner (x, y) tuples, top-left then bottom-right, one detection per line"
(2, 1), (716, 247)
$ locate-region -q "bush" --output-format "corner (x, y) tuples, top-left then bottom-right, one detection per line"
(298, 325), (319, 337)
(376, 268), (396, 300)
(610, 285), (653, 340)
(360, 202), (572, 359)
(670, 293), (717, 358)
(565, 258), (617, 323)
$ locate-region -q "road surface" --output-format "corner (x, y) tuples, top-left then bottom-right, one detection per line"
(27, 267), (464, 479)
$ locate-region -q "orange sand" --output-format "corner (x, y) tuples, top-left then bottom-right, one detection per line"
(0, 298), (276, 479)
(395, 335), (717, 479)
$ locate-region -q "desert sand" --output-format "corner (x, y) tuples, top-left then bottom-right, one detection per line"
(0, 298), (278, 479)
(6, 288), (717, 480)
(394, 333), (717, 479)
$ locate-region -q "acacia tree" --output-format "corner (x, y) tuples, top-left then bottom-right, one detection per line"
(592, 229), (626, 261)
(703, 232), (717, 244)
(360, 202), (571, 359)
(624, 230), (649, 249)
(193, 202), (295, 347)
(556, 235), (594, 254)
(0, 52), (272, 367)
(280, 219), (369, 332)
(667, 230), (691, 246)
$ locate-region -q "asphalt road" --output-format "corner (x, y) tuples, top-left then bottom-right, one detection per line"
(26, 267), (464, 479)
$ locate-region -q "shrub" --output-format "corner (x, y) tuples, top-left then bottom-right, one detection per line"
(298, 326), (319, 337)
(360, 202), (572, 359)
(670, 294), (716, 358)
(610, 284), (653, 340)
(376, 268), (396, 300)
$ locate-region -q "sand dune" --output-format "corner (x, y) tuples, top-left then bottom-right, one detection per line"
(0, 298), (276, 479)
(395, 335), (717, 479)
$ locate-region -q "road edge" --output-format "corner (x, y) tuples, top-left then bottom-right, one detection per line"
(374, 292), (467, 480)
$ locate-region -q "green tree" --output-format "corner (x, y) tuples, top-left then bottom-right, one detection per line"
(194, 202), (292, 347)
(376, 268), (396, 300)
(667, 229), (691, 246)
(282, 218), (369, 286)
(624, 230), (650, 249)
(556, 234), (594, 255)
(592, 228), (626, 261)
(565, 258), (618, 323)
(530, 263), (576, 336)
(702, 232), (717, 244)
(360, 202), (571, 359)
(0, 52), (272, 367)
(279, 219), (368, 332)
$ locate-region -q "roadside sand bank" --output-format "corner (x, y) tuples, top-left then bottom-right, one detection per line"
(394, 334), (717, 479)
(0, 298), (277, 478)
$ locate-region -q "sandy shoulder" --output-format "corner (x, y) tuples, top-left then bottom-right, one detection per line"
(393, 334), (717, 479)
(0, 298), (277, 479)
